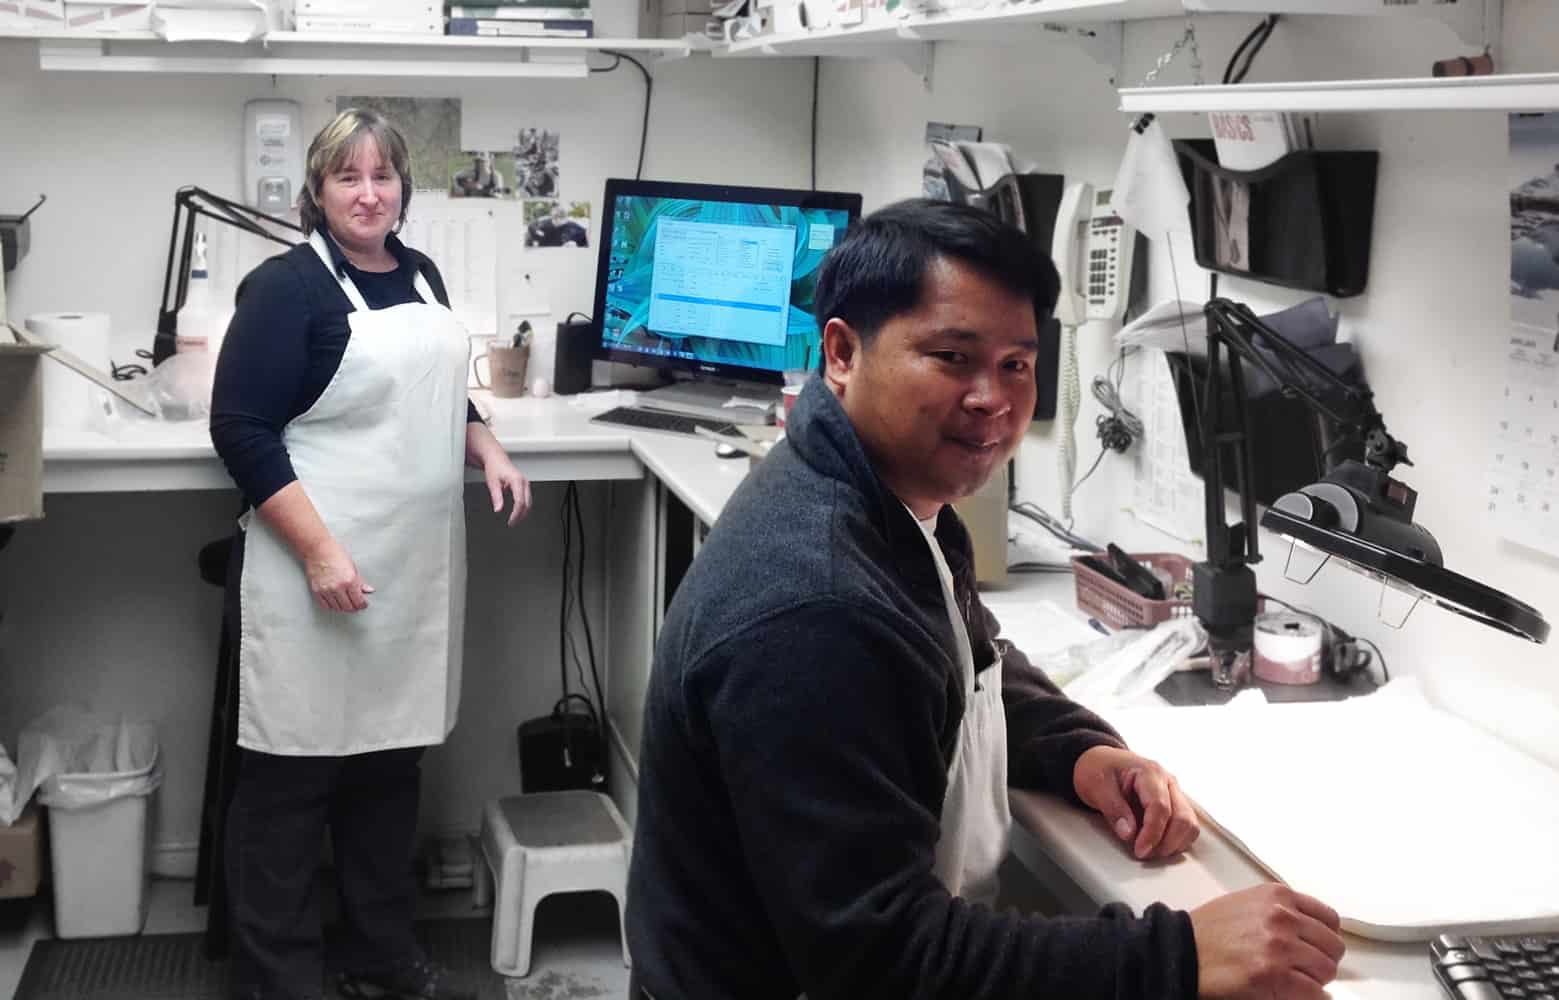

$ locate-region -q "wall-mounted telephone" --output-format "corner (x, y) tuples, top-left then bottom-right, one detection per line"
(1052, 183), (1139, 325)
(1049, 182), (1141, 521)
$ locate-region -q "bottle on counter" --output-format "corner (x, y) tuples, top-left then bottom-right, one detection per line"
(175, 231), (233, 355)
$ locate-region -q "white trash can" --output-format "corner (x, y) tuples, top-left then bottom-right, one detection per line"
(36, 718), (161, 938)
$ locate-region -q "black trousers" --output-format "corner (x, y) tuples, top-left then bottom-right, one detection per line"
(225, 745), (425, 1000)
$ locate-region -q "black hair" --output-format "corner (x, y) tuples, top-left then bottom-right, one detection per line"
(813, 198), (1060, 347)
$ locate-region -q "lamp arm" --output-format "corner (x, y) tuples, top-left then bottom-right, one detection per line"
(1197, 296), (1384, 430)
(153, 186), (304, 364)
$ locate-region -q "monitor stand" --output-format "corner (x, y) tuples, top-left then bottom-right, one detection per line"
(638, 377), (779, 426)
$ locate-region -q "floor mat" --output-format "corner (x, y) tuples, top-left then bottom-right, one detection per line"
(13, 917), (505, 1000)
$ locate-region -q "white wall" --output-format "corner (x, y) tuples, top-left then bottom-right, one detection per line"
(817, 5), (1559, 721)
(0, 45), (816, 859)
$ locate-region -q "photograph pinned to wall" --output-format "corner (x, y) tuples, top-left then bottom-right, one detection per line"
(513, 128), (560, 198)
(336, 96), (460, 193)
(524, 200), (591, 248)
(450, 151), (518, 198)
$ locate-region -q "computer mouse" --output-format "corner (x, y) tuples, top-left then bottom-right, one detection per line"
(714, 442), (742, 459)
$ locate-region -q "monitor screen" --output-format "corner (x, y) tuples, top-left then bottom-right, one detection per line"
(591, 179), (862, 385)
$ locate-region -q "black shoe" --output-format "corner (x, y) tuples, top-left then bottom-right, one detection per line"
(335, 957), (476, 1000)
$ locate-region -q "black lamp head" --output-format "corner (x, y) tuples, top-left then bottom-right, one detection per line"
(1262, 460), (1550, 644)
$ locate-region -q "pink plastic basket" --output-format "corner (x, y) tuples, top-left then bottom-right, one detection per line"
(1071, 552), (1196, 629)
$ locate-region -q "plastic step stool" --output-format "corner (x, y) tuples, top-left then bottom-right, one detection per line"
(478, 791), (632, 977)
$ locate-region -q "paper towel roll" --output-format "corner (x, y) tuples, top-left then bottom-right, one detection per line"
(25, 312), (111, 430)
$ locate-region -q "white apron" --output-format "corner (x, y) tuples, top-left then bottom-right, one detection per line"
(236, 231), (470, 756)
(916, 512), (1012, 908)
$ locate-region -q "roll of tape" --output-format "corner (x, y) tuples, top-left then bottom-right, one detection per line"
(1253, 611), (1323, 685)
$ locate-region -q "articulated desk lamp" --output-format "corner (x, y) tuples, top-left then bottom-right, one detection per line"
(152, 186), (303, 365)
(1191, 297), (1550, 688)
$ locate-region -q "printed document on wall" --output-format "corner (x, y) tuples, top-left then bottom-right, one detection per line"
(1128, 349), (1203, 544)
(1491, 114), (1559, 558)
(403, 194), (500, 336)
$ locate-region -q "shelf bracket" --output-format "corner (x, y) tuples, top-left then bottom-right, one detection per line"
(1034, 18), (1122, 86)
(895, 39), (935, 89)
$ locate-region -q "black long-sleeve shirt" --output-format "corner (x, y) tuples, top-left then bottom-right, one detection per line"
(626, 376), (1199, 1000)
(209, 229), (480, 510)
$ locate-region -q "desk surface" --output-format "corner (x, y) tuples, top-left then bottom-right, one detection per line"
(43, 393), (750, 522)
(993, 576), (1437, 1000)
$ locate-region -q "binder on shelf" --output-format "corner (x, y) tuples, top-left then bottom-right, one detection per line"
(448, 15), (593, 34)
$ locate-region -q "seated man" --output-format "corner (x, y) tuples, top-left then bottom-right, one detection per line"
(626, 198), (1346, 1000)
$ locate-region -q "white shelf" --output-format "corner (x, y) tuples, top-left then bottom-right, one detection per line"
(3, 26), (691, 78)
(1119, 72), (1559, 113)
(718, 0), (1178, 57)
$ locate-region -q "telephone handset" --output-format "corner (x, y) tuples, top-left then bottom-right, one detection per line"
(1051, 183), (1138, 325)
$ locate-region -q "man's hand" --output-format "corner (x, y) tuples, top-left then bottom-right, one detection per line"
(1072, 745), (1199, 860)
(484, 454), (533, 527)
(1190, 883), (1346, 999)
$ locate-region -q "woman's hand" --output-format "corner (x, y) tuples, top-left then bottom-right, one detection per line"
(485, 453), (533, 526)
(305, 538), (374, 613)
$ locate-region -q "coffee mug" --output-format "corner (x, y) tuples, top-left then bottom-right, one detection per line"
(475, 342), (530, 398)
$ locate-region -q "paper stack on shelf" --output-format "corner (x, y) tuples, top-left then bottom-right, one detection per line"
(448, 0), (594, 37)
(294, 0), (444, 34)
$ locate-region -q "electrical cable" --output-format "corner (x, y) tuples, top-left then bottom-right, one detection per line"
(810, 57), (821, 191)
(111, 348), (155, 381)
(1223, 15), (1278, 85)
(592, 51), (653, 180)
(1010, 501), (1102, 552)
(1091, 350), (1142, 455)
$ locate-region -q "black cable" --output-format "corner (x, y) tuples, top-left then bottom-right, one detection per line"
(810, 56), (821, 191)
(1223, 15), (1278, 85)
(1357, 636), (1390, 684)
(111, 348), (155, 381)
(1071, 444), (1109, 495)
(565, 481), (609, 777)
(559, 484), (573, 704)
(593, 50), (653, 180)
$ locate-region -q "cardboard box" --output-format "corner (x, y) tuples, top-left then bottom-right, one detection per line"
(0, 0), (66, 29)
(0, 326), (48, 524)
(63, 1), (153, 31)
(0, 804), (42, 900)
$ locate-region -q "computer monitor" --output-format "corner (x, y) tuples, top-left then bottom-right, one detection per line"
(591, 178), (862, 417)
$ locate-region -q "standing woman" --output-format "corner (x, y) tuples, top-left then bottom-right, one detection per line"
(210, 108), (531, 1000)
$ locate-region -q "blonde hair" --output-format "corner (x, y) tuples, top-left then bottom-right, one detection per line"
(298, 108), (413, 235)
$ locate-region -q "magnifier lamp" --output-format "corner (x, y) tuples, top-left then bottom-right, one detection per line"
(1191, 297), (1549, 688)
(152, 186), (303, 365)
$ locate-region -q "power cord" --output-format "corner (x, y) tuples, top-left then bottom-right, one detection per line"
(111, 348), (155, 381)
(558, 481), (609, 781)
(1223, 15), (1279, 85)
(810, 57), (821, 191)
(1092, 375), (1142, 455)
(1010, 500), (1102, 552)
(592, 51), (653, 180)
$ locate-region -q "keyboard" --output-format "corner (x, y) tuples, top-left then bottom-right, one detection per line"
(1432, 932), (1559, 999)
(590, 405), (741, 438)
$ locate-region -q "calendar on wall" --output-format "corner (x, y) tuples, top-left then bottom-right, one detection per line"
(1491, 114), (1559, 558)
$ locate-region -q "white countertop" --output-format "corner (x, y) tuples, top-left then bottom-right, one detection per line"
(42, 393), (748, 506)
